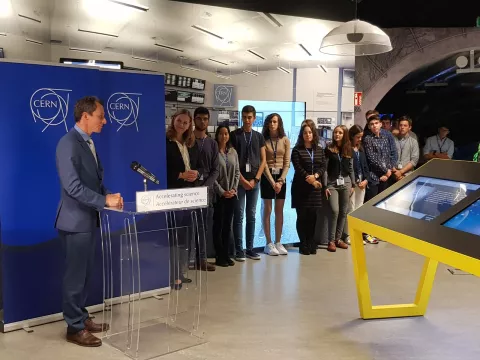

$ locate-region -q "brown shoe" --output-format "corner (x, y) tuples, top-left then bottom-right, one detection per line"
(335, 240), (349, 249)
(327, 241), (336, 252)
(197, 260), (216, 271)
(84, 318), (109, 333)
(66, 329), (102, 347)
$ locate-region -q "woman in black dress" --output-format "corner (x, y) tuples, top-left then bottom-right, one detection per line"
(165, 109), (199, 289)
(291, 119), (326, 255)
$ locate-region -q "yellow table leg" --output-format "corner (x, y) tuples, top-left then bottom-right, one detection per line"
(350, 225), (438, 320)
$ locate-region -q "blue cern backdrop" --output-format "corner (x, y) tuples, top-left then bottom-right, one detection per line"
(0, 61), (166, 325)
(238, 100), (306, 249)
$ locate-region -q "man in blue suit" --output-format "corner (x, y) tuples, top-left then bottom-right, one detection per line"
(55, 96), (123, 347)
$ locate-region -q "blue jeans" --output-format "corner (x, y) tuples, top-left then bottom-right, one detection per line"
(233, 183), (260, 255)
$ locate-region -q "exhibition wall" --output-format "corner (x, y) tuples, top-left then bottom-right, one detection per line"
(0, 60), (166, 327)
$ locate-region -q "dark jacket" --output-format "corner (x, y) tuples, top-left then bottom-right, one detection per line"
(291, 145), (326, 208)
(323, 147), (355, 187)
(166, 137), (199, 189)
(354, 148), (371, 184)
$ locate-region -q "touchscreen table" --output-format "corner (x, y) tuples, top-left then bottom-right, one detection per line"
(375, 177), (480, 221)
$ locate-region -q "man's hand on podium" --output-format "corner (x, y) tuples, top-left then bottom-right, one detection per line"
(106, 193), (123, 209)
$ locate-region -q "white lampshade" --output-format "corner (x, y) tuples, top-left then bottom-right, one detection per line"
(320, 19), (392, 56)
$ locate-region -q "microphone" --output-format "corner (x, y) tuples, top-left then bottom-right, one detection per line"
(130, 161), (160, 185)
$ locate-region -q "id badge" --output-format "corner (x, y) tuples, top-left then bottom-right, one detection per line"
(337, 177), (345, 186)
(246, 163), (251, 173)
(397, 164), (403, 170)
(272, 168), (280, 175)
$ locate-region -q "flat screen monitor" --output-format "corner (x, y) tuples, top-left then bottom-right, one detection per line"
(443, 199), (480, 236)
(375, 176), (480, 221)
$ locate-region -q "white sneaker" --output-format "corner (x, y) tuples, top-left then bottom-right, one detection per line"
(275, 243), (288, 255)
(264, 243), (279, 256)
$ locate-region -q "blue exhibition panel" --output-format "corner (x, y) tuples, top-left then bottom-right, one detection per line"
(0, 61), (166, 325)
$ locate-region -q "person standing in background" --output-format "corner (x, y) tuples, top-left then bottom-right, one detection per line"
(291, 119), (326, 255)
(165, 109), (200, 290)
(392, 116), (419, 181)
(261, 113), (290, 256)
(213, 125), (240, 267)
(230, 105), (267, 261)
(423, 125), (454, 161)
(55, 96), (123, 347)
(343, 125), (371, 245)
(323, 125), (354, 252)
(193, 107), (218, 272)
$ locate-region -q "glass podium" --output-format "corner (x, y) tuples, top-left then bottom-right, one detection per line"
(98, 202), (208, 360)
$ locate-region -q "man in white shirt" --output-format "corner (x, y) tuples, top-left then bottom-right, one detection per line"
(423, 125), (454, 161)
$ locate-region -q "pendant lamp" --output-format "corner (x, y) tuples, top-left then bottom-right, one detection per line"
(319, 0), (392, 56)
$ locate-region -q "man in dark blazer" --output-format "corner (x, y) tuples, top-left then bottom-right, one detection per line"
(55, 96), (123, 347)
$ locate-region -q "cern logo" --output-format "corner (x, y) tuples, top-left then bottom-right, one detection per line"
(30, 88), (72, 132)
(107, 92), (142, 132)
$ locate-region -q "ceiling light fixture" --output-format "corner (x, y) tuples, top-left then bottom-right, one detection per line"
(180, 65), (200, 72)
(132, 56), (157, 63)
(107, 0), (149, 12)
(18, 14), (41, 23)
(299, 44), (312, 56)
(319, 0), (392, 56)
(257, 12), (283, 28)
(191, 25), (223, 40)
(78, 28), (118, 38)
(277, 66), (291, 74)
(208, 58), (228, 66)
(25, 38), (43, 45)
(243, 70), (259, 77)
(70, 47), (102, 53)
(247, 49), (266, 60)
(318, 65), (328, 73)
(215, 72), (231, 80)
(155, 43), (184, 52)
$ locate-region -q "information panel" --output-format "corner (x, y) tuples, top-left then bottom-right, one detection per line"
(375, 177), (480, 221)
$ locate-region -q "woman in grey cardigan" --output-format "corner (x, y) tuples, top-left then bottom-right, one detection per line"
(213, 125), (240, 267)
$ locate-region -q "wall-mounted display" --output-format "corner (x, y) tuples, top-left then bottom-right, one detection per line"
(165, 73), (205, 91)
(191, 92), (205, 104)
(176, 91), (191, 102)
(165, 89), (177, 102)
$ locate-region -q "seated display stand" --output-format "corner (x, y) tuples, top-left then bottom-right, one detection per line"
(98, 196), (208, 360)
(348, 159), (480, 320)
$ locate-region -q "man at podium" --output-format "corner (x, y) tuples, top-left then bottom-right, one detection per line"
(54, 96), (123, 347)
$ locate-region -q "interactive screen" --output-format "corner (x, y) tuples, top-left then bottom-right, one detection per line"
(443, 199), (480, 236)
(375, 177), (480, 221)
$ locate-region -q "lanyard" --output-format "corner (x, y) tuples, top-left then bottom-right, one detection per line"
(223, 149), (228, 168)
(306, 148), (314, 174)
(437, 135), (446, 153)
(197, 137), (206, 154)
(399, 137), (407, 159)
(243, 131), (252, 148)
(270, 138), (278, 161)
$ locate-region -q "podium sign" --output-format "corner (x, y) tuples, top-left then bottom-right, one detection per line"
(136, 187), (208, 212)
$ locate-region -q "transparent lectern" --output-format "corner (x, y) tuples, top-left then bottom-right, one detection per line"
(98, 201), (208, 360)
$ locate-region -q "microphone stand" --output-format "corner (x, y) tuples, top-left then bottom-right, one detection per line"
(143, 178), (148, 192)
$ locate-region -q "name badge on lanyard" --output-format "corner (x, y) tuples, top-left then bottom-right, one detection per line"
(244, 132), (252, 173)
(306, 148), (314, 174)
(336, 153), (344, 186)
(270, 138), (280, 175)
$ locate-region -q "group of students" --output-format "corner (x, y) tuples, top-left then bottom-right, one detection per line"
(165, 105), (441, 286)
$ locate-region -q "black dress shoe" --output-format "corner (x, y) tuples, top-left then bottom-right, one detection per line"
(299, 247), (310, 255)
(181, 276), (192, 283)
(216, 261), (229, 267)
(227, 258), (235, 266)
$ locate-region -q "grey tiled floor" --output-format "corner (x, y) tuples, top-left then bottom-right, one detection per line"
(1, 242), (480, 360)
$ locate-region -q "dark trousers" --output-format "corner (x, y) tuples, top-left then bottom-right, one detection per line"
(364, 180), (391, 202)
(167, 211), (190, 284)
(195, 207), (212, 261)
(213, 197), (235, 263)
(60, 230), (96, 334)
(296, 208), (317, 251)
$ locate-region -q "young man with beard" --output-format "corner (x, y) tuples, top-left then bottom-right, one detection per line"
(193, 107), (219, 271)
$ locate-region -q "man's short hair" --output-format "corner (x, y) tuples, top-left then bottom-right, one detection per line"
(381, 114), (392, 122)
(398, 115), (412, 127)
(367, 114), (381, 124)
(74, 96), (103, 123)
(365, 109), (379, 120)
(242, 105), (256, 117)
(194, 107), (210, 119)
